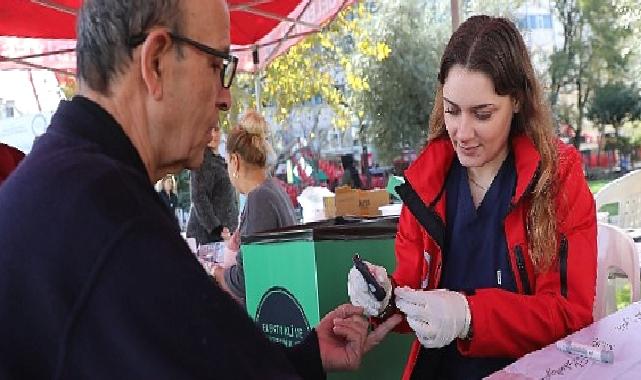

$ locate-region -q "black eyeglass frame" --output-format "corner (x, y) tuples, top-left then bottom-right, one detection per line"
(128, 31), (238, 88)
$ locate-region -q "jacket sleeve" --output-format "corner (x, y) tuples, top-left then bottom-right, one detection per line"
(283, 330), (326, 380)
(60, 218), (307, 379)
(190, 160), (221, 233)
(387, 205), (428, 333)
(393, 205), (426, 290)
(459, 147), (597, 358)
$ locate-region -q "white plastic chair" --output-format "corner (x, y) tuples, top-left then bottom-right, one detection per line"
(593, 222), (641, 320)
(595, 169), (641, 229)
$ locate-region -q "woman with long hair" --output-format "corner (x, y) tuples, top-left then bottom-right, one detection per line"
(348, 15), (596, 379)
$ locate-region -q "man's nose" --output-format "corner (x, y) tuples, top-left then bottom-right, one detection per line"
(216, 87), (232, 111)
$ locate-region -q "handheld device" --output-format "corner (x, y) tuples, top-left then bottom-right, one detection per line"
(352, 254), (386, 302)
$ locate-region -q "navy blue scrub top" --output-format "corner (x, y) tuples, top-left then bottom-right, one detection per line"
(440, 151), (517, 292)
(411, 152), (518, 380)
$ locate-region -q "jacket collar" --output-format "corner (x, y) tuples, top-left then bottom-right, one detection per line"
(49, 95), (149, 182)
(404, 134), (541, 207)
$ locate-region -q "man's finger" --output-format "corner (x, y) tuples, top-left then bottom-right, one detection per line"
(364, 313), (402, 353)
(333, 303), (365, 319)
(332, 321), (368, 350)
(329, 323), (364, 371)
(334, 315), (369, 338)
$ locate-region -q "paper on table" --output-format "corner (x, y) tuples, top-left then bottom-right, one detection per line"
(486, 301), (641, 380)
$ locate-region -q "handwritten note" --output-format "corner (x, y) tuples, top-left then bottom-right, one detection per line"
(487, 301), (641, 380)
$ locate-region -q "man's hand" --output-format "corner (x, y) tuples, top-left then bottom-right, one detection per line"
(317, 304), (402, 372)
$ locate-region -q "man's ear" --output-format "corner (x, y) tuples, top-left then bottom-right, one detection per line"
(140, 31), (173, 100)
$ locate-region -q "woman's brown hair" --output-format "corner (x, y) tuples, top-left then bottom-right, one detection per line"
(226, 110), (274, 169)
(428, 15), (558, 271)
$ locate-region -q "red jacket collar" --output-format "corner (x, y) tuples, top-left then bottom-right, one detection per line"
(404, 134), (541, 207)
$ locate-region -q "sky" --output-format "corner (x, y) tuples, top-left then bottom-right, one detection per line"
(0, 70), (62, 153)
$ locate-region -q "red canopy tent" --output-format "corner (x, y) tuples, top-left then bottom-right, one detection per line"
(0, 0), (353, 74)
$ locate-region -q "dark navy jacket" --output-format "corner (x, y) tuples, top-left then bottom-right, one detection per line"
(0, 96), (323, 380)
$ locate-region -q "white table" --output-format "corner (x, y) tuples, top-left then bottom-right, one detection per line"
(487, 301), (641, 379)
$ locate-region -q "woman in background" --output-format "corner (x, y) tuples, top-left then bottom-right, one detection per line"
(212, 111), (297, 303)
(158, 175), (178, 219)
(187, 125), (238, 246)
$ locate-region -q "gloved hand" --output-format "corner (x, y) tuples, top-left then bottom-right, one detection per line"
(395, 287), (471, 348)
(347, 261), (392, 317)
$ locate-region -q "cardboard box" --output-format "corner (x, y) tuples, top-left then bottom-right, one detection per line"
(328, 186), (390, 217)
(323, 196), (336, 219)
(358, 189), (390, 216)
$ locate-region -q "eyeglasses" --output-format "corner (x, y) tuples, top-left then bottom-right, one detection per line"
(128, 31), (238, 88)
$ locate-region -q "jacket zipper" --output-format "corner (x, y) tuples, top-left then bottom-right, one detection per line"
(559, 234), (568, 298)
(515, 245), (532, 295)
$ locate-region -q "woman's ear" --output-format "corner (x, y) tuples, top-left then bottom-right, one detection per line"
(513, 98), (521, 114)
(230, 153), (240, 172)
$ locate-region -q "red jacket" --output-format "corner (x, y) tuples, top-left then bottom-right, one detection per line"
(393, 135), (597, 379)
(0, 143), (25, 186)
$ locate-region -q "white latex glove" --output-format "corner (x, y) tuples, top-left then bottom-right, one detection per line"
(395, 287), (471, 348)
(347, 261), (392, 317)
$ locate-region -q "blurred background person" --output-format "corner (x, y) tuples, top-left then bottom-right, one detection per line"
(340, 154), (362, 189)
(187, 125), (238, 246)
(212, 111), (297, 303)
(158, 174), (178, 219)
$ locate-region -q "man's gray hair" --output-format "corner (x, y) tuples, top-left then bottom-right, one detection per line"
(76, 0), (183, 94)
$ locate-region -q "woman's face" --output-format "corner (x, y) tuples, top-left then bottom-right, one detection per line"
(442, 65), (517, 168)
(208, 126), (222, 150)
(163, 178), (173, 192)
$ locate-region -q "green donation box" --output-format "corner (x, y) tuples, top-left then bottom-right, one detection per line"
(243, 217), (413, 380)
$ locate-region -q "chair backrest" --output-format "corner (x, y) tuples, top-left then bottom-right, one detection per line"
(595, 169), (641, 229)
(593, 222), (641, 320)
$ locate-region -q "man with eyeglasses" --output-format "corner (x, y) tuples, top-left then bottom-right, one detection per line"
(0, 0), (400, 379)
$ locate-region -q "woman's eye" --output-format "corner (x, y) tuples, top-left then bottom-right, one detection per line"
(444, 108), (459, 115)
(475, 112), (492, 121)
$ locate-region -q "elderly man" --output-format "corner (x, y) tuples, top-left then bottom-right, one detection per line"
(0, 1), (400, 379)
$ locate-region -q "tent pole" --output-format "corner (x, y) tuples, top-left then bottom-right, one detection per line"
(252, 46), (261, 112)
(28, 70), (42, 113)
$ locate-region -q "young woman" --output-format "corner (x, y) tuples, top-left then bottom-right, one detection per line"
(348, 15), (597, 379)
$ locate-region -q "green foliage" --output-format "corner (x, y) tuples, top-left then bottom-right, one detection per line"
(462, 0), (525, 18)
(549, 0), (635, 148)
(221, 3), (389, 135)
(588, 82), (641, 129)
(353, 0), (450, 163)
